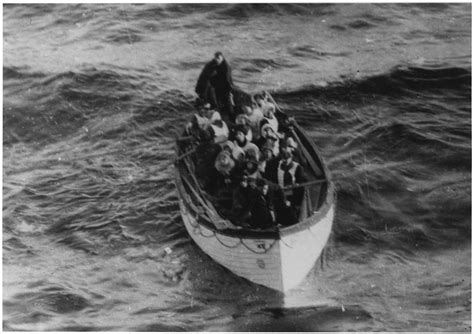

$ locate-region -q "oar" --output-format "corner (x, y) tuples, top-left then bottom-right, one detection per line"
(172, 148), (197, 165)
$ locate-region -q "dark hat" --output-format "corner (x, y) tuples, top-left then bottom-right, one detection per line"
(234, 124), (247, 135)
(244, 144), (260, 161)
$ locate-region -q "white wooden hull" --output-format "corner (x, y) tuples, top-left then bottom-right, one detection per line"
(179, 198), (334, 292)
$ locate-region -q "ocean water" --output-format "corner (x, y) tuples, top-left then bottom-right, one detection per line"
(3, 3), (471, 331)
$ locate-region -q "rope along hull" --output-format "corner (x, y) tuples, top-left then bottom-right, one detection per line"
(178, 198), (334, 292)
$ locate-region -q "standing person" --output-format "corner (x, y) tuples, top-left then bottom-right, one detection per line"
(195, 52), (234, 121)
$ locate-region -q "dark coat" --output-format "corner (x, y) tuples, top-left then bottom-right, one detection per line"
(195, 59), (233, 101)
(210, 60), (233, 96)
(271, 185), (299, 226)
(195, 60), (217, 100)
(280, 161), (307, 206)
(248, 187), (275, 229)
(264, 159), (307, 226)
(262, 158), (280, 184)
(231, 183), (252, 226)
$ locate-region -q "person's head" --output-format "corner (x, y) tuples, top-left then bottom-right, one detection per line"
(197, 102), (211, 116)
(254, 94), (264, 106)
(243, 105), (253, 116)
(245, 145), (259, 161)
(285, 136), (298, 152)
(235, 114), (249, 126)
(246, 158), (257, 171)
(215, 151), (235, 175)
(256, 178), (269, 195)
(234, 125), (247, 143)
(280, 148), (293, 165)
(262, 145), (274, 161)
(260, 123), (276, 139)
(214, 52), (224, 65)
(263, 107), (275, 119)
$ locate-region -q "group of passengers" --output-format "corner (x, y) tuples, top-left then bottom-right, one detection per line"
(185, 92), (308, 229)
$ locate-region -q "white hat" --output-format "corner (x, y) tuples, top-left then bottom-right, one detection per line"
(286, 137), (298, 150)
(210, 111), (222, 122)
(221, 140), (235, 151)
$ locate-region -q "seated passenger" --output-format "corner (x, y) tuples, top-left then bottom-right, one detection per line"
(243, 154), (260, 180)
(256, 123), (280, 157)
(185, 103), (212, 137)
(255, 94), (279, 134)
(186, 102), (224, 136)
(268, 148), (307, 226)
(208, 150), (235, 197)
(281, 135), (305, 166)
(232, 124), (261, 162)
(230, 175), (253, 227)
(277, 148), (307, 200)
(194, 129), (222, 189)
(248, 179), (275, 229)
(243, 105), (264, 141)
(214, 150), (235, 177)
(207, 111), (229, 144)
(254, 93), (276, 117)
(234, 114), (253, 142)
(258, 142), (277, 175)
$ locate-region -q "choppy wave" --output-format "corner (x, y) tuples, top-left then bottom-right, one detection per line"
(277, 65), (471, 98)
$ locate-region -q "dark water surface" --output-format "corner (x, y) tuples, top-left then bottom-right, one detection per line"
(3, 3), (471, 331)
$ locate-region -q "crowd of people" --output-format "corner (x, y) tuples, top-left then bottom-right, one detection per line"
(184, 52), (309, 230)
